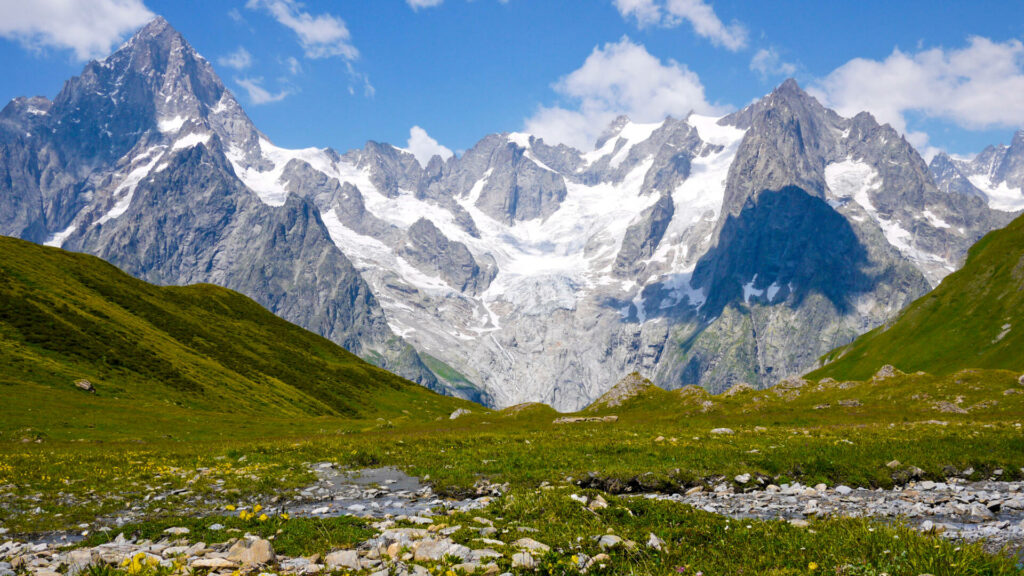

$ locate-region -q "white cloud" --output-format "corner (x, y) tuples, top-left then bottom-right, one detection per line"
(0, 0), (154, 61)
(811, 36), (1024, 151)
(285, 56), (302, 75)
(245, 0), (358, 60)
(750, 47), (796, 79)
(524, 37), (725, 150)
(407, 0), (444, 9)
(613, 0), (747, 51)
(406, 0), (511, 9)
(406, 126), (454, 166)
(218, 47), (252, 70)
(235, 77), (290, 104)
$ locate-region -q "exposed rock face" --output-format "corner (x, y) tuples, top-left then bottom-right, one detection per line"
(402, 218), (495, 295)
(0, 17), (438, 391)
(587, 373), (656, 410)
(930, 129), (1024, 212)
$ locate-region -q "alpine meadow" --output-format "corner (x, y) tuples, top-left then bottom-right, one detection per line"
(1, 2), (1024, 576)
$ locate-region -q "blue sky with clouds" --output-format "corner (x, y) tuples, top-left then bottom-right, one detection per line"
(1, 0), (1023, 160)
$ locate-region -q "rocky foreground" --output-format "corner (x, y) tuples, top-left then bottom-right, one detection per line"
(2, 463), (1023, 576)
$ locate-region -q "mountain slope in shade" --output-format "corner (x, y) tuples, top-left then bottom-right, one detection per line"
(0, 17), (446, 396)
(0, 235), (472, 421)
(810, 212), (1024, 380)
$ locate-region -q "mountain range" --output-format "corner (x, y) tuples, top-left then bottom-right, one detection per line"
(2, 17), (1022, 410)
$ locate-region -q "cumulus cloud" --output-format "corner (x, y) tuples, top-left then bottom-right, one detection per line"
(235, 77), (290, 104)
(245, 0), (358, 60)
(218, 47), (252, 70)
(524, 37), (725, 150)
(0, 0), (154, 61)
(613, 0), (747, 51)
(406, 126), (454, 166)
(810, 37), (1024, 152)
(750, 47), (796, 79)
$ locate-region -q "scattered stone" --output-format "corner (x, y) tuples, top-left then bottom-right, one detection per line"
(511, 553), (535, 569)
(192, 557), (237, 569)
(73, 379), (95, 393)
(647, 533), (665, 551)
(227, 537), (275, 566)
(886, 460), (901, 469)
(512, 538), (549, 553)
(589, 495), (608, 510)
(597, 534), (623, 550)
(734, 473), (751, 484)
(553, 415), (618, 424)
(838, 399), (862, 407)
(710, 428), (734, 435)
(932, 401), (968, 414)
(723, 382), (754, 396)
(872, 365), (900, 381)
(163, 527), (189, 535)
(835, 485), (853, 495)
(413, 539), (471, 562)
(324, 550), (360, 571)
(449, 409), (472, 420)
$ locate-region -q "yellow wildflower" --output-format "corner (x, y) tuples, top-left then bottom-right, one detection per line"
(226, 504), (236, 511)
(258, 513), (268, 522)
(808, 562), (819, 571)
(253, 504), (263, 513)
(280, 513), (290, 520)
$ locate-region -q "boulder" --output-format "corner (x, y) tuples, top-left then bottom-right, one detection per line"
(227, 538), (275, 566)
(512, 538), (549, 553)
(73, 380), (95, 393)
(450, 408), (472, 420)
(511, 553), (535, 569)
(324, 550), (360, 571)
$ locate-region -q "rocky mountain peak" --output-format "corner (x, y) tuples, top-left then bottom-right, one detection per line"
(595, 115), (633, 149)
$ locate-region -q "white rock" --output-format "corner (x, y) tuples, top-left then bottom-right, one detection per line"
(324, 550), (360, 570)
(511, 553), (535, 569)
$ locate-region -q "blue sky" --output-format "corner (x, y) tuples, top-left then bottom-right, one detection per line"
(1, 0), (1023, 160)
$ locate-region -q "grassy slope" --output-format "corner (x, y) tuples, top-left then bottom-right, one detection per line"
(0, 236), (473, 441)
(810, 213), (1024, 381)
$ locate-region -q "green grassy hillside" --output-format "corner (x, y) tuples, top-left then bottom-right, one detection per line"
(0, 236), (473, 440)
(810, 213), (1024, 381)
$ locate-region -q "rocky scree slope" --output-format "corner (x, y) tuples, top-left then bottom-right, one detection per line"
(0, 17), (440, 393)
